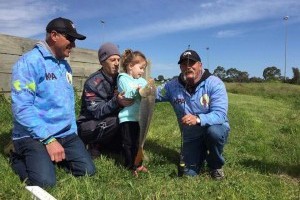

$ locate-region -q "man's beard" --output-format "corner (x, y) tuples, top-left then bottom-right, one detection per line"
(183, 70), (195, 83)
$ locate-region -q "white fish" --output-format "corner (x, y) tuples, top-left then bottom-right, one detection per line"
(134, 80), (156, 166)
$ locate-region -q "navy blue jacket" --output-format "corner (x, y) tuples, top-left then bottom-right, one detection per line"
(78, 69), (122, 122)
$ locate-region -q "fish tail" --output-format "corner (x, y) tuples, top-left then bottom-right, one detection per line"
(134, 147), (144, 166)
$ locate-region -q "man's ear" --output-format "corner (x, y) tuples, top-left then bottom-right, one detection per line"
(50, 31), (58, 42)
(198, 61), (202, 67)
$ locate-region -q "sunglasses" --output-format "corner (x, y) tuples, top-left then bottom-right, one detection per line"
(56, 31), (76, 43)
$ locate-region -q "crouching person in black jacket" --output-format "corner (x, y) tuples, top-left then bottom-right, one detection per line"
(77, 43), (133, 158)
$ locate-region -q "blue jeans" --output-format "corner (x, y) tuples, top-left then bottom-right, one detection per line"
(11, 134), (96, 187)
(182, 124), (229, 176)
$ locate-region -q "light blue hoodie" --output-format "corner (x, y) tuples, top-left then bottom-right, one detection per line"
(117, 73), (147, 123)
(156, 72), (230, 138)
(11, 41), (77, 141)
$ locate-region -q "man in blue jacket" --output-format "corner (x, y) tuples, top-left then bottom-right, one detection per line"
(10, 17), (95, 187)
(156, 49), (230, 179)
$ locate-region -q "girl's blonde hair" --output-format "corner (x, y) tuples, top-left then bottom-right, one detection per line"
(120, 49), (147, 72)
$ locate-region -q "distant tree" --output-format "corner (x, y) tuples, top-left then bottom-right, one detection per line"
(291, 67), (300, 84)
(213, 66), (226, 80)
(226, 68), (241, 82)
(237, 71), (249, 82)
(249, 77), (264, 82)
(157, 75), (165, 82)
(263, 66), (281, 81)
(225, 68), (249, 82)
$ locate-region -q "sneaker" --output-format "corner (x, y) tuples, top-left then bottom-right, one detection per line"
(210, 168), (225, 180)
(184, 168), (198, 177)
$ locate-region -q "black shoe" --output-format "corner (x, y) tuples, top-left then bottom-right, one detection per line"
(210, 168), (225, 180)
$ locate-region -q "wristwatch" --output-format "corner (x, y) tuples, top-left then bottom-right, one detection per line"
(196, 117), (201, 124)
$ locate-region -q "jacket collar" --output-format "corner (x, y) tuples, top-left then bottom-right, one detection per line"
(178, 69), (211, 94)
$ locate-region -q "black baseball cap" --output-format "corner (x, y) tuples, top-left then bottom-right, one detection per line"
(46, 17), (86, 40)
(178, 49), (201, 64)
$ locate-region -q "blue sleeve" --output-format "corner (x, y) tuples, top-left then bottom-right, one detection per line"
(11, 56), (49, 139)
(199, 80), (228, 126)
(64, 61), (78, 135)
(155, 83), (171, 102)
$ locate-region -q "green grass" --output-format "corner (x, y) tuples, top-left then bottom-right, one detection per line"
(0, 83), (299, 199)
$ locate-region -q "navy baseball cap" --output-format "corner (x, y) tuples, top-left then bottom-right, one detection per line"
(178, 49), (201, 64)
(46, 17), (86, 40)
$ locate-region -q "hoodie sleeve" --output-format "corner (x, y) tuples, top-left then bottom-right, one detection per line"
(199, 78), (228, 126)
(11, 55), (49, 140)
(155, 81), (172, 102)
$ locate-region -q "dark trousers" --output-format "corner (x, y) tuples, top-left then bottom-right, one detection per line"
(120, 122), (140, 169)
(77, 116), (122, 151)
(182, 124), (230, 176)
(11, 134), (95, 188)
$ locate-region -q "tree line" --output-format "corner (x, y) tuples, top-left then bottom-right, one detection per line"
(155, 66), (300, 85)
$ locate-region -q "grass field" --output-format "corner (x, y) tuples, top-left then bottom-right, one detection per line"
(0, 82), (299, 199)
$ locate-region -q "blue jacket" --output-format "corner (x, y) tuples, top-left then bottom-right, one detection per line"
(11, 41), (77, 141)
(117, 73), (147, 123)
(156, 70), (230, 135)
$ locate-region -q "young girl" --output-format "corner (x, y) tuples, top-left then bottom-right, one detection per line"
(117, 49), (149, 176)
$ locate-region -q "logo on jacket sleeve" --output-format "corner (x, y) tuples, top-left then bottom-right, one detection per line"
(25, 82), (36, 92)
(200, 94), (210, 108)
(93, 78), (102, 86)
(13, 80), (21, 91)
(173, 98), (185, 105)
(12, 80), (36, 94)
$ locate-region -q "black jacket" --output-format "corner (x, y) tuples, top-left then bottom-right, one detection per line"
(77, 69), (122, 123)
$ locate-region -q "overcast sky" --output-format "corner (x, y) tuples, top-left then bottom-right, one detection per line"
(1, 0), (299, 78)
